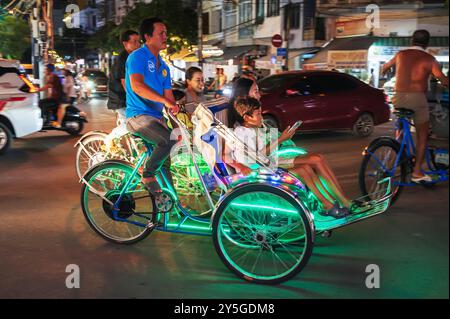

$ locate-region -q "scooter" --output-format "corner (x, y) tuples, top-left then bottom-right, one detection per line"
(39, 99), (88, 136)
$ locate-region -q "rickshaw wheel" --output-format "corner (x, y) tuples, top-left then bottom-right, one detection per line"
(81, 160), (155, 245)
(212, 184), (314, 285)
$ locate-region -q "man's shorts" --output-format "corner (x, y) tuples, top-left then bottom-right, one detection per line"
(392, 92), (429, 124)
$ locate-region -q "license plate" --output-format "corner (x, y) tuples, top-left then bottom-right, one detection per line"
(435, 153), (449, 165)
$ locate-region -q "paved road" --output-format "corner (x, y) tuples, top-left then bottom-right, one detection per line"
(0, 98), (448, 299)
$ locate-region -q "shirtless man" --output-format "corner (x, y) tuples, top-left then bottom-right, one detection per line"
(382, 29), (449, 183)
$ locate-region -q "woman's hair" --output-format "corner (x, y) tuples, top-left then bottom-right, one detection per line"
(172, 89), (186, 102)
(234, 97), (261, 124)
(228, 77), (256, 127)
(185, 66), (203, 87)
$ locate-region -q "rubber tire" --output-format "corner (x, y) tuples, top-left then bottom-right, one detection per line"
(0, 122), (12, 155)
(359, 139), (408, 207)
(66, 121), (84, 136)
(81, 160), (154, 245)
(353, 113), (375, 137)
(212, 184), (314, 285)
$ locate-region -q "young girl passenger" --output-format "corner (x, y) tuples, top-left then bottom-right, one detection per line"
(227, 97), (355, 218)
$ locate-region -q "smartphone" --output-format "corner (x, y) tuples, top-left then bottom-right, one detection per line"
(288, 120), (303, 133)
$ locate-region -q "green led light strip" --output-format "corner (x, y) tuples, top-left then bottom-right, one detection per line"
(230, 203), (298, 214)
(166, 223), (211, 231)
(276, 148), (308, 156)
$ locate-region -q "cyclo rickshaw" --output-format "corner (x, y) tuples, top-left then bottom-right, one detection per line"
(80, 103), (393, 285)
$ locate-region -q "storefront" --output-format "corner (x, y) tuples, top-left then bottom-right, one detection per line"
(303, 36), (449, 87)
(204, 45), (267, 81)
(302, 36), (378, 81)
(368, 37), (449, 88)
(254, 48), (320, 75)
(168, 45), (224, 81)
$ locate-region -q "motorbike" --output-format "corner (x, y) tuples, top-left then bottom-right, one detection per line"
(39, 98), (88, 136)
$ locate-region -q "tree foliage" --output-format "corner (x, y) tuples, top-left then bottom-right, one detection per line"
(87, 0), (198, 53)
(54, 27), (94, 60)
(0, 15), (30, 59)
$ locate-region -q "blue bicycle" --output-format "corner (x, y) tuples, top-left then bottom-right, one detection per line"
(360, 108), (449, 206)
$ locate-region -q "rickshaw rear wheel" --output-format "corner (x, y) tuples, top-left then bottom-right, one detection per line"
(212, 184), (314, 285)
(81, 160), (155, 245)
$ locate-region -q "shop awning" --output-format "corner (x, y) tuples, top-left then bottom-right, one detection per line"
(203, 45), (267, 63)
(372, 36), (449, 47)
(303, 36), (378, 66)
(170, 48), (194, 60)
(223, 45), (257, 60)
(170, 45), (224, 62)
(288, 47), (320, 59)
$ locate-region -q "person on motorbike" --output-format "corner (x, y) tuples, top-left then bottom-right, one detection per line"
(63, 69), (78, 106)
(38, 64), (64, 128)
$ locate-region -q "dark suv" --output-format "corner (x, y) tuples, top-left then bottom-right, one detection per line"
(258, 70), (391, 137)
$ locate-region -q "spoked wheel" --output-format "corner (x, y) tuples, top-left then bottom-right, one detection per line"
(212, 184), (314, 285)
(359, 139), (408, 206)
(353, 113), (374, 137)
(81, 160), (155, 244)
(171, 150), (221, 216)
(76, 133), (108, 178)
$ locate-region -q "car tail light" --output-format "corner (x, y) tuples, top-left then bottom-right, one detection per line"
(0, 96), (27, 111)
(19, 75), (38, 93)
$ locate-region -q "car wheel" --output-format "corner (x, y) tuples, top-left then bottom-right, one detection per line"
(0, 122), (12, 155)
(353, 113), (374, 137)
(263, 115), (278, 129)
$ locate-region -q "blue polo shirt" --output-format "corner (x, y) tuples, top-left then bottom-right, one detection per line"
(125, 45), (172, 119)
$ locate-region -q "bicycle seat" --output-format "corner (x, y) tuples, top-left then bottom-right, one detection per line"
(394, 108), (415, 118)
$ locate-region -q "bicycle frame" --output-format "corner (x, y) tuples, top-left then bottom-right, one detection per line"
(367, 115), (448, 187)
(82, 103), (395, 242)
(97, 104), (279, 236)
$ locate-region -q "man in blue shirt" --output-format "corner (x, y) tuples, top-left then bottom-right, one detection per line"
(125, 17), (179, 194)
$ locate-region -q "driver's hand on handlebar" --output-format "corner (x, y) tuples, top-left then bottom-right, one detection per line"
(164, 99), (180, 115)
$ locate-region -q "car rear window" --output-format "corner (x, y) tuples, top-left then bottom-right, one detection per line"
(258, 74), (297, 93)
(309, 74), (358, 92)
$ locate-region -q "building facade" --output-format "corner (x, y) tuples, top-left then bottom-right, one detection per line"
(201, 0), (324, 77)
(304, 0), (449, 86)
